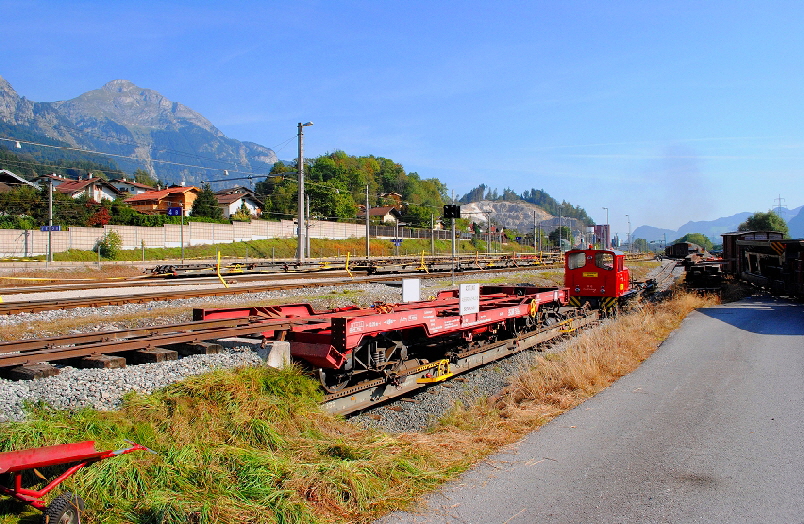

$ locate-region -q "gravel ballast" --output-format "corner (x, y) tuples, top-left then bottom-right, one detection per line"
(0, 262), (677, 427)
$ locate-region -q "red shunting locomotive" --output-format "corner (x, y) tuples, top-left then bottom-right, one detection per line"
(564, 247), (635, 310)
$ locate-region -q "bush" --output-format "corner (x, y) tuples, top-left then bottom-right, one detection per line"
(0, 215), (36, 230)
(95, 230), (123, 259)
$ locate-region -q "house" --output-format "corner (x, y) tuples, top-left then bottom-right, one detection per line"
(123, 186), (200, 215)
(52, 176), (123, 202)
(380, 192), (403, 208)
(214, 187), (263, 219)
(357, 205), (403, 224)
(109, 178), (157, 195)
(33, 173), (71, 188)
(0, 169), (38, 193)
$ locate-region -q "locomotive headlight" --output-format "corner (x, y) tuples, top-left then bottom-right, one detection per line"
(600, 287), (605, 293)
(575, 286), (580, 293)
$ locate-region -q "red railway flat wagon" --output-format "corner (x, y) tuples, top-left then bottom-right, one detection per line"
(564, 248), (632, 310)
(195, 285), (568, 390)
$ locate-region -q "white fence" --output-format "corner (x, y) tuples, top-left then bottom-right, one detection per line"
(0, 219), (455, 257)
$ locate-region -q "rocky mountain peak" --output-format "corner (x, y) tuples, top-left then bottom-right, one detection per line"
(51, 79), (219, 136)
(0, 75), (19, 97)
(101, 79), (139, 93)
(0, 77), (277, 184)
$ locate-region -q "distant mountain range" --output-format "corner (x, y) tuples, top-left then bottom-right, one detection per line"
(633, 205), (804, 244)
(0, 76), (277, 185)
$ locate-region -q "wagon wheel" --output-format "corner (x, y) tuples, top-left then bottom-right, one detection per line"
(317, 368), (352, 393)
(42, 492), (84, 524)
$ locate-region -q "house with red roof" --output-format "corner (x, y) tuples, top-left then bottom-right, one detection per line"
(110, 178), (157, 195)
(357, 205), (403, 224)
(214, 187), (263, 219)
(52, 177), (122, 202)
(123, 186), (200, 215)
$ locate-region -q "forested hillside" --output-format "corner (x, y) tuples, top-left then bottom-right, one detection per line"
(254, 150), (447, 227)
(0, 137), (121, 180)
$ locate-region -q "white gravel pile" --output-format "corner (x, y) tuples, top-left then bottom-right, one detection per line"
(0, 350), (264, 423)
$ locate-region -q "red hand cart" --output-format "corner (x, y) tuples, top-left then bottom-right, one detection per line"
(0, 440), (150, 523)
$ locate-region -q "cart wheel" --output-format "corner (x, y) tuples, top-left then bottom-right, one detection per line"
(42, 492), (84, 524)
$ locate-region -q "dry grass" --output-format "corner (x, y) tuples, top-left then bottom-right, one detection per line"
(0, 265), (144, 287)
(397, 290), (719, 483)
(626, 259), (661, 281)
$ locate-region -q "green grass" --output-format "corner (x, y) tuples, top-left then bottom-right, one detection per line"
(14, 237), (533, 264)
(0, 366), (454, 524)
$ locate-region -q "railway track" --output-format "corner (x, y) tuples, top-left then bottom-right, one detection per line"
(0, 302), (600, 416)
(0, 265), (567, 315)
(0, 316), (303, 372)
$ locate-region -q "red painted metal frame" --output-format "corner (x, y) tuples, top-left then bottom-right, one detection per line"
(0, 441), (148, 511)
(196, 285), (569, 370)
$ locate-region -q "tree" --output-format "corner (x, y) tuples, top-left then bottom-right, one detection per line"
(133, 169), (159, 188)
(737, 211), (789, 237)
(633, 238), (649, 252)
(95, 230), (122, 259)
(191, 183), (223, 219)
(671, 233), (714, 251)
(230, 202), (252, 222)
(548, 226), (573, 246)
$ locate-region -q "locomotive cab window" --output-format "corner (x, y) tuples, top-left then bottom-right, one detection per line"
(567, 252), (586, 270)
(595, 252), (614, 270)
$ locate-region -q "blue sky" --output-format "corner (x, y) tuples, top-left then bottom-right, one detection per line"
(2, 0), (802, 238)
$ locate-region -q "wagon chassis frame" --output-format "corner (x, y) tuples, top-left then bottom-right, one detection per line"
(321, 309), (600, 414)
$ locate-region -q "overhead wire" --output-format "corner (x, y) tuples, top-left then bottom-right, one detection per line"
(6, 117), (296, 172)
(0, 130), (297, 179)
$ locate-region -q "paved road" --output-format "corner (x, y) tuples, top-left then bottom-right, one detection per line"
(379, 296), (804, 523)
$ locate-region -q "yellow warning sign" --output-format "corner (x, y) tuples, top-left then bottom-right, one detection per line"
(582, 272), (598, 278)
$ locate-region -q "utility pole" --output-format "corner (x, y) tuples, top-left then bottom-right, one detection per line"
(538, 221), (542, 253)
(533, 211), (537, 253)
(47, 178), (53, 267)
(626, 214), (631, 253)
(365, 184), (370, 260)
(180, 203), (185, 262)
(602, 206), (609, 249)
(451, 190), (456, 260)
(431, 213), (435, 256)
(306, 194), (311, 258)
(297, 121), (313, 264)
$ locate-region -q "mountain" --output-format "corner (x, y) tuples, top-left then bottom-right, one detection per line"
(628, 225), (678, 244)
(461, 200), (585, 234)
(633, 205), (803, 245)
(674, 212), (753, 240)
(787, 207), (804, 238)
(0, 76), (277, 184)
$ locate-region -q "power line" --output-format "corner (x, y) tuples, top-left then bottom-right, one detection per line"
(18, 119), (291, 172)
(0, 136), (270, 177)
